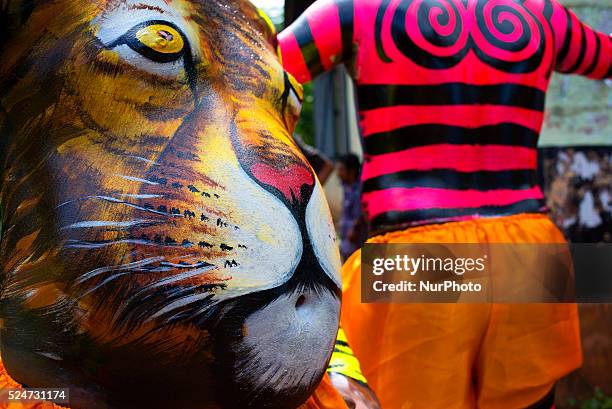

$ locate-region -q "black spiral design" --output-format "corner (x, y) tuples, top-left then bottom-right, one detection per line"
(472, 0), (546, 73)
(375, 0), (549, 73)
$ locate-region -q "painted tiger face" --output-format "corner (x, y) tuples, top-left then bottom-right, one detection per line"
(0, 1), (341, 408)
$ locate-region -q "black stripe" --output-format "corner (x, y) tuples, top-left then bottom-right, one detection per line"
(543, 0), (553, 20)
(375, 0), (393, 62)
(335, 340), (350, 347)
(542, 0), (555, 79)
(333, 348), (355, 356)
(363, 170), (538, 193)
(337, 0), (354, 62)
(280, 72), (291, 124)
(369, 199), (545, 236)
(556, 7), (573, 68)
(605, 38), (612, 79)
(565, 23), (587, 73)
(582, 33), (601, 77)
(363, 124), (539, 155)
(358, 83), (546, 111)
(292, 16), (323, 77)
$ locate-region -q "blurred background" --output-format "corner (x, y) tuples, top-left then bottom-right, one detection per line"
(256, 0), (611, 407)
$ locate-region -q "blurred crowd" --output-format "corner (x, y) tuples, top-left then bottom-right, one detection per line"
(335, 154), (368, 261)
(541, 148), (612, 243)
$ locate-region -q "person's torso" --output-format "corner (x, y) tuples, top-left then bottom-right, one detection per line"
(350, 0), (556, 234)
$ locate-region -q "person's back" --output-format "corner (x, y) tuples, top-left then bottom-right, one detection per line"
(279, 1), (610, 408)
(279, 0), (611, 234)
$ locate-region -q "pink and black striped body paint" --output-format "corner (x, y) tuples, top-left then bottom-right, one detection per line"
(279, 0), (612, 234)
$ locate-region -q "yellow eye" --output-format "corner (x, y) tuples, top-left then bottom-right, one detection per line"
(286, 72), (304, 102)
(117, 20), (189, 63)
(282, 71), (303, 130)
(136, 24), (184, 55)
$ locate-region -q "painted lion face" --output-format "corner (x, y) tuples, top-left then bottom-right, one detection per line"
(0, 1), (341, 408)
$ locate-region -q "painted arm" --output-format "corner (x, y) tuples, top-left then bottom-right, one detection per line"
(550, 0), (612, 79)
(327, 328), (381, 409)
(278, 0), (356, 84)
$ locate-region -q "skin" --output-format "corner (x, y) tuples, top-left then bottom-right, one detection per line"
(0, 1), (343, 408)
(329, 373), (381, 409)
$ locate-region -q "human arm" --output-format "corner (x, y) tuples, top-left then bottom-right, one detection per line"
(278, 0), (356, 83)
(327, 328), (381, 409)
(549, 0), (612, 79)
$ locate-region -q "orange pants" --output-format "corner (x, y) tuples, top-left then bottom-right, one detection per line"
(340, 214), (582, 409)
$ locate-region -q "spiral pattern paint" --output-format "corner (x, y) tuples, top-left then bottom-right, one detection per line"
(279, 0), (612, 232)
(375, 0), (546, 72)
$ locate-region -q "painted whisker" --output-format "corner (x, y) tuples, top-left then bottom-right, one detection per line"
(133, 263), (216, 294)
(61, 220), (161, 230)
(115, 175), (161, 185)
(77, 256), (166, 283)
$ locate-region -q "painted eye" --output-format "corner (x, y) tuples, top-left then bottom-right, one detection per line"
(105, 19), (197, 80)
(286, 71), (304, 103)
(120, 21), (187, 63)
(282, 71), (304, 128)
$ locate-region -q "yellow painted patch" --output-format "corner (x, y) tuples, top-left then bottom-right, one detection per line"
(327, 328), (369, 385)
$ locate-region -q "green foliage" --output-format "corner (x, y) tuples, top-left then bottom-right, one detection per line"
(568, 388), (612, 409)
(294, 82), (315, 145)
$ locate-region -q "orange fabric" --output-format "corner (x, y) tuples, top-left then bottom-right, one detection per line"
(0, 357), (345, 409)
(301, 374), (349, 409)
(340, 213), (583, 409)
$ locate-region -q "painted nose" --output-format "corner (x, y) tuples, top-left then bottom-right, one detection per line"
(249, 162), (315, 205)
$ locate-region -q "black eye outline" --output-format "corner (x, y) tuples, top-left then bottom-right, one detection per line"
(283, 71), (304, 105)
(281, 71), (303, 128)
(107, 20), (198, 92)
(109, 20), (190, 64)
